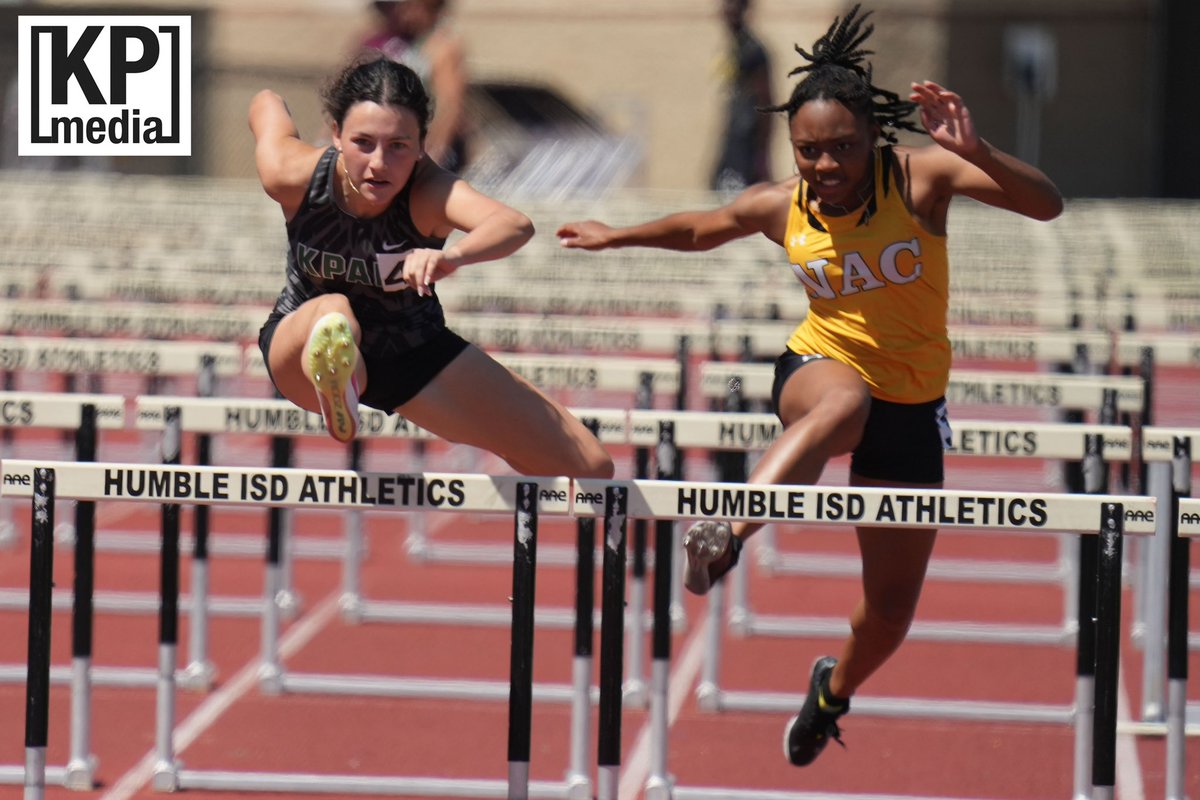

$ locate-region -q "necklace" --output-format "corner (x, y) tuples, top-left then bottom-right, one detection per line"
(809, 175), (874, 217)
(338, 153), (365, 200)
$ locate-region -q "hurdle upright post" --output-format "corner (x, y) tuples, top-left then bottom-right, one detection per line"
(259, 435), (292, 693)
(24, 468), (55, 800)
(567, 420), (601, 799)
(340, 436), (366, 619)
(645, 424), (681, 800)
(670, 337), (689, 630)
(507, 481), (539, 800)
(1090, 502), (1125, 800)
(153, 408), (183, 790)
(624, 374), (655, 707)
(183, 355), (218, 689)
(1165, 436), (1191, 800)
(597, 485), (629, 800)
(66, 405), (98, 789)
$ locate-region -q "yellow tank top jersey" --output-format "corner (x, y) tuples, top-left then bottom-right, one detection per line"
(786, 147), (950, 404)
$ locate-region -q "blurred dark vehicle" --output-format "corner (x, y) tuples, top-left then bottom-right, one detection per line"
(462, 81), (641, 197)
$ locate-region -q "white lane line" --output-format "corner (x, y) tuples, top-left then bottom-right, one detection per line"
(618, 614), (709, 800)
(98, 591), (341, 800)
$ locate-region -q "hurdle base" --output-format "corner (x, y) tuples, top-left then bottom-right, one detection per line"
(64, 755), (98, 790)
(338, 592), (365, 622)
(694, 681), (721, 712)
(180, 659), (218, 691)
(643, 773), (675, 800)
(623, 679), (649, 709)
(257, 663), (284, 695)
(564, 773), (592, 800)
(152, 759), (180, 792)
(179, 769), (571, 797)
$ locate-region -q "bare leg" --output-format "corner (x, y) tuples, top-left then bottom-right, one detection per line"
(398, 344), (613, 479)
(731, 359), (871, 541)
(827, 472), (939, 699)
(266, 295), (368, 413)
(683, 359), (871, 593)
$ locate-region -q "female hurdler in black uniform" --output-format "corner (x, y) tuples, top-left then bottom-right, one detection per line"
(250, 58), (612, 479)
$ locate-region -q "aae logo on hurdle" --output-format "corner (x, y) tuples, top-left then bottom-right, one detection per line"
(17, 16), (191, 155)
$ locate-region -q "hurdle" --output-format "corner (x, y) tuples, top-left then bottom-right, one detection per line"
(1118, 433), (1200, 800)
(1125, 429), (1200, 729)
(1103, 337), (1199, 722)
(0, 399), (119, 791)
(135, 397), (644, 797)
(0, 297), (265, 342)
(6, 457), (1155, 799)
(642, 393), (1143, 797)
(5, 459), (588, 799)
(569, 477), (1156, 800)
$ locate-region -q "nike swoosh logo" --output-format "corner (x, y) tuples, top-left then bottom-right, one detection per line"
(381, 241), (407, 252)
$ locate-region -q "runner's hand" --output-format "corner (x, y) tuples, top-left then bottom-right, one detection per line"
(557, 221), (615, 251)
(910, 81), (982, 159)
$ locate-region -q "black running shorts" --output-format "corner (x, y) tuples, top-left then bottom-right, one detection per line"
(259, 312), (470, 411)
(770, 349), (950, 484)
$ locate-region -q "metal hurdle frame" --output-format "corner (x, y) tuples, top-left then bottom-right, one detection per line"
(1107, 335), (1200, 720)
(6, 458), (583, 799)
(569, 477), (1156, 800)
(0, 399), (119, 791)
(9, 460), (1156, 800)
(133, 401), (635, 799)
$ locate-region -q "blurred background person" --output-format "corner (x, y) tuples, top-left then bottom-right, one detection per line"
(362, 0), (470, 172)
(710, 0), (773, 193)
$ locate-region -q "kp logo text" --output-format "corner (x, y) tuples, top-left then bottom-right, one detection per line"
(18, 16), (191, 156)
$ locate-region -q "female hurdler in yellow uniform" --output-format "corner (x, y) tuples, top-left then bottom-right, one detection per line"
(557, 4), (1062, 767)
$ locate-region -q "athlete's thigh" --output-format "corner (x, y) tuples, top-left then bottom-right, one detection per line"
(851, 473), (940, 608)
(397, 344), (591, 456)
(776, 357), (871, 427)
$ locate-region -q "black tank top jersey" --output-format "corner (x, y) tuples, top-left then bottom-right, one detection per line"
(273, 146), (449, 354)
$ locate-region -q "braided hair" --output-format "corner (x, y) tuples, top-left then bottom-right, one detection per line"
(763, 4), (921, 143)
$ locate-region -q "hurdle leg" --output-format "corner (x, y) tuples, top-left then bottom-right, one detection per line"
(624, 429), (653, 707)
(1165, 437), (1191, 800)
(259, 501), (285, 693)
(624, 518), (649, 707)
(596, 486), (629, 800)
(259, 436), (290, 692)
(1090, 504), (1124, 800)
(565, 515), (595, 799)
(1138, 461), (1171, 720)
(183, 430), (217, 689)
(66, 405), (98, 788)
(153, 410), (182, 790)
(24, 468), (55, 800)
(507, 482), (539, 800)
(694, 582), (725, 711)
(1073, 531), (1097, 800)
(403, 440), (430, 558)
(183, 539), (218, 689)
(340, 509), (366, 620)
(644, 517), (677, 800)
